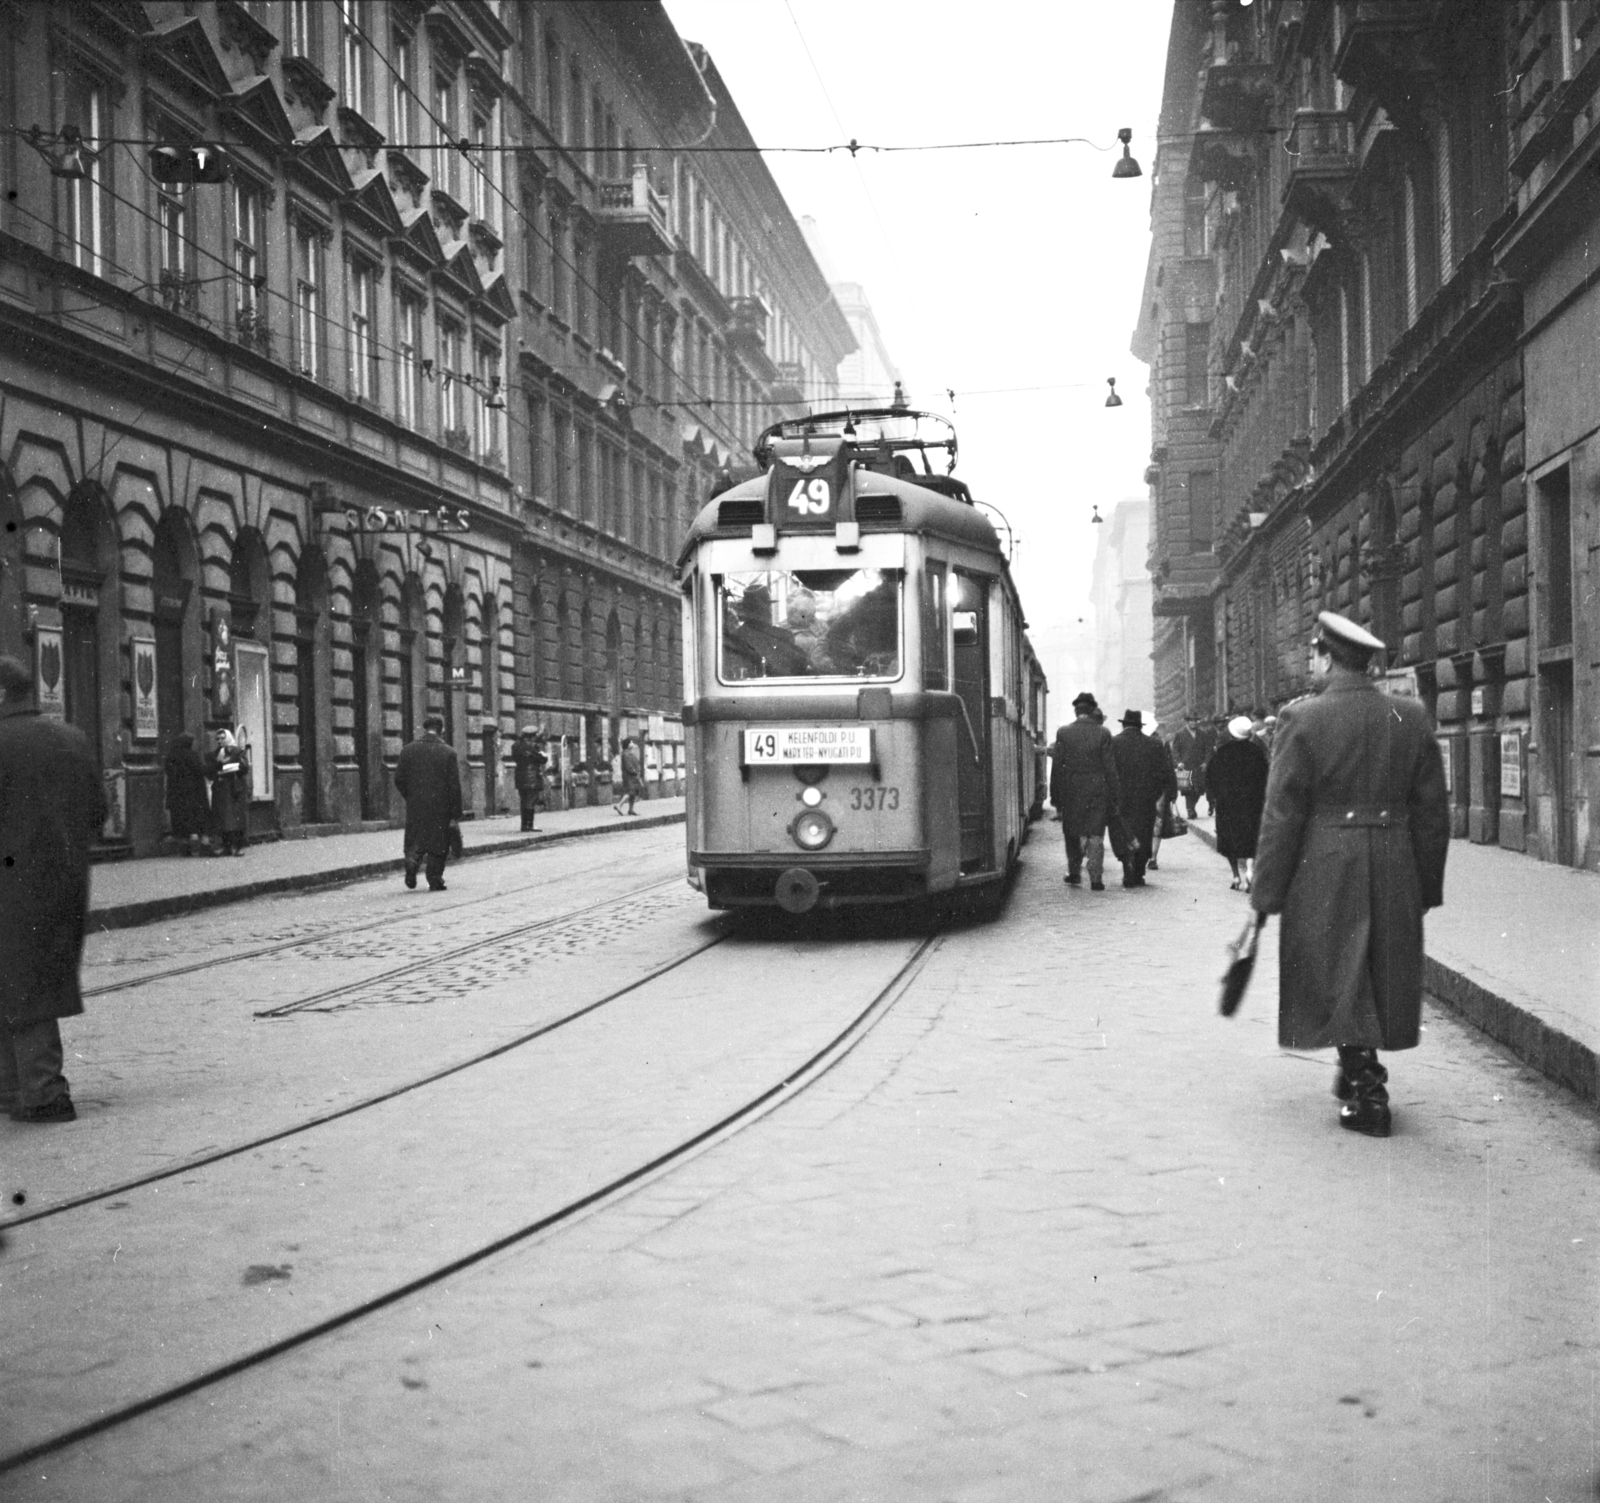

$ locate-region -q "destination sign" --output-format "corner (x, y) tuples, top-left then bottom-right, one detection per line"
(742, 725), (873, 764)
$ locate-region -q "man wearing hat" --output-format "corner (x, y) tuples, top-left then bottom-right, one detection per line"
(1249, 611), (1450, 1137)
(1048, 692), (1121, 890)
(1111, 709), (1176, 888)
(395, 712), (463, 890)
(0, 653), (106, 1123)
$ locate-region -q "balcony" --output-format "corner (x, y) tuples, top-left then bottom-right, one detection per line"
(1188, 127), (1255, 193)
(158, 269), (200, 315)
(771, 361), (805, 405)
(595, 166), (672, 259)
(1282, 109), (1356, 239)
(1198, 59), (1275, 134)
(234, 304), (271, 356)
(726, 296), (770, 358)
(1333, 1), (1436, 129)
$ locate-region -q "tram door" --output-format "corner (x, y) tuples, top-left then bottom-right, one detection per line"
(951, 570), (992, 869)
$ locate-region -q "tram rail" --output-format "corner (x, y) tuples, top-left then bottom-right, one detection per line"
(0, 927), (945, 1475)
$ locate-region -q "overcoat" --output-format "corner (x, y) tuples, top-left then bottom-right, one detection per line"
(1112, 727), (1177, 854)
(1205, 736), (1270, 858)
(511, 740), (547, 793)
(394, 731), (463, 856)
(1049, 717), (1121, 839)
(620, 744), (644, 794)
(0, 707), (107, 1026)
(164, 736), (211, 838)
(207, 743), (251, 835)
(1250, 671), (1449, 1051)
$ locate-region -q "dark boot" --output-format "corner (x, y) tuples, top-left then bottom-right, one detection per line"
(1336, 1048), (1391, 1137)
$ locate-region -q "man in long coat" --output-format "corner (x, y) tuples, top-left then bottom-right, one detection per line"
(1049, 691), (1121, 891)
(1111, 709), (1177, 887)
(395, 713), (463, 891)
(0, 654), (107, 1123)
(1250, 612), (1450, 1137)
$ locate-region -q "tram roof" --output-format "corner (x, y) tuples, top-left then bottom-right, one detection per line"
(679, 466), (1003, 567)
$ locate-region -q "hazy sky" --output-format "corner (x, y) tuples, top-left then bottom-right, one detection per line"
(662, 0), (1174, 702)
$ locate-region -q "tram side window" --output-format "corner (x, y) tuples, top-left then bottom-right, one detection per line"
(719, 569), (901, 682)
(922, 562), (948, 690)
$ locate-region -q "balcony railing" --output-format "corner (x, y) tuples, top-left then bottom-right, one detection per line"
(158, 269), (200, 315)
(595, 165), (672, 259)
(234, 304), (271, 356)
(771, 361), (805, 404)
(1282, 109), (1356, 238)
(1198, 59), (1274, 133)
(726, 295), (769, 357)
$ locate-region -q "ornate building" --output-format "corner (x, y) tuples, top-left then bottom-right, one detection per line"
(1136, 0), (1600, 868)
(0, 0), (854, 855)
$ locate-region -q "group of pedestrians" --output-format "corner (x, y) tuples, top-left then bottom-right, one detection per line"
(1048, 692), (1177, 891)
(1050, 611), (1451, 1140)
(162, 726), (253, 857)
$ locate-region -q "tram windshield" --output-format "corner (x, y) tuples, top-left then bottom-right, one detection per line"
(719, 570), (902, 682)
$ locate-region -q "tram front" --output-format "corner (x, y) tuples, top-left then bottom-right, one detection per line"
(679, 428), (965, 914)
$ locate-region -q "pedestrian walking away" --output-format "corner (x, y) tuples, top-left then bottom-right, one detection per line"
(1249, 611), (1450, 1137)
(163, 731), (212, 856)
(206, 726), (251, 856)
(1110, 709), (1176, 887)
(615, 735), (644, 816)
(1171, 715), (1202, 819)
(395, 713), (463, 891)
(1206, 715), (1270, 890)
(511, 725), (547, 832)
(1049, 692), (1122, 891)
(0, 654), (107, 1124)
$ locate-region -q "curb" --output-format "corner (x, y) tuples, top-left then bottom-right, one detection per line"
(1187, 820), (1598, 1109)
(88, 810), (687, 933)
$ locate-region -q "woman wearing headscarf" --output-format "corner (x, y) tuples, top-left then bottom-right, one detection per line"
(207, 727), (251, 856)
(1205, 714), (1270, 889)
(164, 732), (212, 855)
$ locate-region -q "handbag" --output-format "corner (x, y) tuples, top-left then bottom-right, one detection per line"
(447, 821), (464, 859)
(1161, 804), (1188, 839)
(1175, 768), (1193, 791)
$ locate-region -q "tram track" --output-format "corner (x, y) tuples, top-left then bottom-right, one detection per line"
(0, 926), (947, 1476)
(82, 845), (677, 1000)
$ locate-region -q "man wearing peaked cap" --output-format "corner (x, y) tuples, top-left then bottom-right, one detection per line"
(1248, 610), (1450, 1137)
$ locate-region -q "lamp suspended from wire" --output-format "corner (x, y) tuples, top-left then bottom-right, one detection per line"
(1112, 127), (1142, 179)
(1091, 505), (1104, 524)
(25, 123), (97, 179)
(1104, 377), (1123, 408)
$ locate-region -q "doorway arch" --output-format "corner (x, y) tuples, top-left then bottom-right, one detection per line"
(58, 481), (120, 769)
(152, 509), (201, 750)
(294, 547), (333, 823)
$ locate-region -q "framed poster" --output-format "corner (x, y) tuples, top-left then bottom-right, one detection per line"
(35, 624), (65, 719)
(1438, 736), (1453, 795)
(210, 609), (234, 719)
(1499, 730), (1523, 799)
(233, 639), (274, 802)
(131, 635), (159, 741)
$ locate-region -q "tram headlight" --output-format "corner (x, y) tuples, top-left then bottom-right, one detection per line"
(800, 785), (824, 808)
(792, 809), (835, 851)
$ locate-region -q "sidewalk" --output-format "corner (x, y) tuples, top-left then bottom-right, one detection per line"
(86, 796), (687, 931)
(1186, 813), (1599, 1107)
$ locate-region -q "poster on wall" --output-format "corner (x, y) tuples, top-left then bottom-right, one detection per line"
(1438, 737), (1453, 795)
(233, 640), (273, 802)
(1499, 730), (1523, 799)
(210, 609), (234, 720)
(34, 625), (65, 719)
(131, 636), (159, 741)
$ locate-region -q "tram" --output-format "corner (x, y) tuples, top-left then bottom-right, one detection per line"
(678, 407), (1047, 915)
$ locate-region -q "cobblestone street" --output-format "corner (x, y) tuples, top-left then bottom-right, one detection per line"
(6, 823), (1595, 1501)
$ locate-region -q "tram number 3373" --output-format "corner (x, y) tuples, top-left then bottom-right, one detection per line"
(849, 785), (899, 810)
(787, 477), (831, 515)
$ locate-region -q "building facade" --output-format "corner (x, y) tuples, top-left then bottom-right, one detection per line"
(1088, 497), (1154, 724)
(0, 0), (854, 855)
(1137, 0), (1600, 869)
